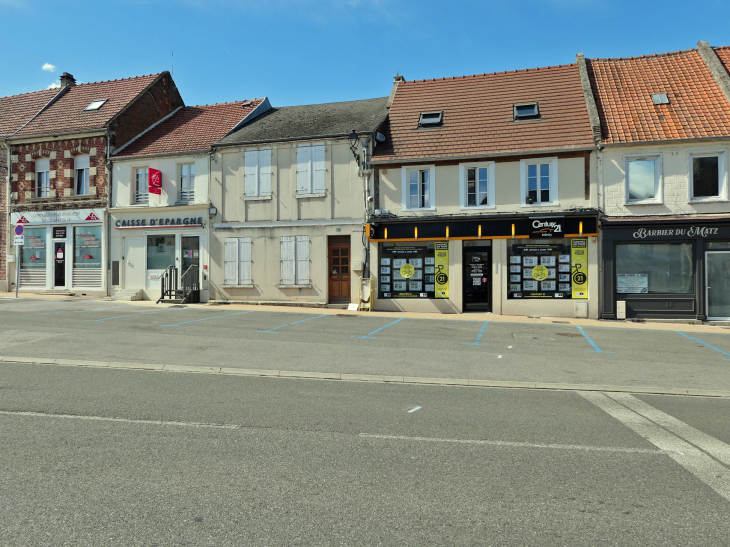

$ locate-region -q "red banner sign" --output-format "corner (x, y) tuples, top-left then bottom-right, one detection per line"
(149, 168), (162, 195)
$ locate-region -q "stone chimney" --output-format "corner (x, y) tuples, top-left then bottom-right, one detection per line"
(60, 72), (76, 87)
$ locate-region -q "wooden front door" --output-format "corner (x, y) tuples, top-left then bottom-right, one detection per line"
(328, 238), (351, 303)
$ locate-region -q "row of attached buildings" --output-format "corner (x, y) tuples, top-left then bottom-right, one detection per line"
(3, 41), (730, 322)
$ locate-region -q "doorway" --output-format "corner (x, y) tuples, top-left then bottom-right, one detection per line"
(181, 235), (200, 277)
(54, 242), (66, 288)
(463, 247), (491, 312)
(706, 251), (730, 320)
(328, 236), (351, 303)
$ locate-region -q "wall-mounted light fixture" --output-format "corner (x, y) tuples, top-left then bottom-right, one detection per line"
(209, 205), (217, 218)
(348, 130), (362, 169)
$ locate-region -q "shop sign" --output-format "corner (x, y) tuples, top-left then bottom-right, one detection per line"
(632, 226), (721, 239)
(434, 242), (449, 298)
(10, 209), (103, 225)
(149, 168), (162, 195)
(532, 219), (563, 237)
(53, 227), (67, 239)
(617, 273), (648, 294)
(115, 216), (204, 229)
(571, 239), (588, 299)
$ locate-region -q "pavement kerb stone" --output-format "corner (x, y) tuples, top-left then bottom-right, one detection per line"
(219, 367), (281, 377)
(108, 362), (165, 371)
(280, 370), (341, 380)
(340, 374), (405, 383)
(162, 365), (221, 373)
(403, 376), (470, 386)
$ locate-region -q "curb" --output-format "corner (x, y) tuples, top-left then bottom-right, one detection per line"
(2, 355), (729, 398)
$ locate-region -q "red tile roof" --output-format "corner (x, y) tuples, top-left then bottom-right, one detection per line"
(113, 100), (265, 158)
(8, 74), (162, 139)
(587, 49), (730, 144)
(0, 88), (60, 139)
(371, 64), (595, 163)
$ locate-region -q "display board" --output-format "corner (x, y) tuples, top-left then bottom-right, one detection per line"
(379, 243), (444, 299)
(508, 239), (588, 299)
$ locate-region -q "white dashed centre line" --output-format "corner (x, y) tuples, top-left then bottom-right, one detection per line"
(408, 406), (421, 413)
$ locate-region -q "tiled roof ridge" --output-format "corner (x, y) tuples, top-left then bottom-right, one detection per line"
(405, 63), (577, 84)
(187, 98), (263, 108)
(68, 72), (162, 88)
(273, 96), (388, 109)
(589, 48), (698, 63)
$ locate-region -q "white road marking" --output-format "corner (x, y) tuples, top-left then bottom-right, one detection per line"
(578, 391), (730, 504)
(497, 355), (502, 359)
(508, 346), (513, 349)
(359, 433), (668, 454)
(408, 406), (421, 413)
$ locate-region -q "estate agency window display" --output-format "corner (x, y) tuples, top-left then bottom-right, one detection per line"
(379, 242), (449, 299)
(508, 238), (588, 299)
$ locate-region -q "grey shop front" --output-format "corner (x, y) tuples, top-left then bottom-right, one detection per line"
(601, 216), (730, 321)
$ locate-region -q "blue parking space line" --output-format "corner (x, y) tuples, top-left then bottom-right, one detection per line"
(577, 325), (615, 354)
(677, 331), (730, 360)
(161, 311), (255, 327)
(352, 318), (405, 339)
(86, 304), (131, 312)
(0, 300), (72, 310)
(462, 321), (489, 346)
(86, 308), (192, 322)
(15, 310), (69, 318)
(256, 314), (329, 333)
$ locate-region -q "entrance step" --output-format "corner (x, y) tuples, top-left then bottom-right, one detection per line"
(39, 290), (74, 296)
(112, 289), (143, 301)
(158, 299), (183, 304)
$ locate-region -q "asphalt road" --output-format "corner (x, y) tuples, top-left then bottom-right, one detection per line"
(2, 362), (730, 546)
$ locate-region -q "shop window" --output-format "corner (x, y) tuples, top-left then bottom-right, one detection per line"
(75, 155), (90, 195)
(520, 158), (558, 206)
(35, 157), (50, 198)
(379, 241), (449, 299)
(615, 243), (693, 294)
(224, 237), (252, 285)
(146, 235), (176, 270)
(135, 167), (149, 204)
(507, 239), (582, 298)
(625, 155), (661, 203)
(73, 226), (102, 269)
(689, 151), (726, 200)
(460, 162), (495, 208)
(20, 227), (47, 269)
(244, 149), (272, 197)
(280, 236), (309, 285)
(179, 164), (195, 203)
(296, 145), (325, 195)
(402, 165), (435, 210)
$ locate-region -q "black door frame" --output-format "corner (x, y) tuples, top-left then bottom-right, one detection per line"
(463, 246), (492, 312)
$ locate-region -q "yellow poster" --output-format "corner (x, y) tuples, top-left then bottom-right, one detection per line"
(571, 239), (588, 299)
(435, 242), (449, 298)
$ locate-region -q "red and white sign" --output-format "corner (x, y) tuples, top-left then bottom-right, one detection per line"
(83, 254), (94, 259)
(10, 209), (103, 225)
(30, 255), (39, 260)
(56, 249), (64, 259)
(16, 216), (29, 224)
(149, 168), (162, 195)
(85, 212), (99, 221)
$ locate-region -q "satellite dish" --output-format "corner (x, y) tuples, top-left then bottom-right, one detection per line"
(375, 132), (386, 142)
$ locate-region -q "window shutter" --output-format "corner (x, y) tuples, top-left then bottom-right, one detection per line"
(239, 237), (252, 285)
(281, 236), (295, 285)
(295, 236), (309, 285)
(259, 149), (272, 197)
(312, 145), (326, 193)
(296, 146), (311, 194)
(244, 150), (259, 197)
(224, 238), (239, 285)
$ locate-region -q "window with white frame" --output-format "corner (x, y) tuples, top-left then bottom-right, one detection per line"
(296, 145), (325, 195)
(75, 154), (90, 195)
(625, 155), (661, 203)
(402, 165), (435, 210)
(35, 157), (50, 198)
(135, 167), (149, 204)
(280, 235), (309, 285)
(689, 151), (726, 200)
(180, 163), (195, 203)
(460, 162), (495, 208)
(244, 149), (272, 198)
(520, 158), (558, 206)
(224, 237), (252, 285)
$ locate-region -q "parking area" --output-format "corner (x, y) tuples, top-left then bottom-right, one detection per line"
(1, 297), (729, 392)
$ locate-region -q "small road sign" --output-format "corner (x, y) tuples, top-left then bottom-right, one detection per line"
(14, 225), (24, 236)
(14, 235), (24, 246)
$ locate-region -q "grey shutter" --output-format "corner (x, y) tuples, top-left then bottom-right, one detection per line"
(295, 236), (309, 285)
(239, 237), (252, 285)
(259, 149), (272, 197)
(281, 236), (295, 285)
(244, 150), (259, 197)
(224, 238), (239, 285)
(312, 145), (326, 193)
(296, 146), (311, 195)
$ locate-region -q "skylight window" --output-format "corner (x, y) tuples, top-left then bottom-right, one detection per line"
(84, 99), (108, 112)
(651, 93), (669, 105)
(418, 111), (443, 127)
(514, 102), (540, 120)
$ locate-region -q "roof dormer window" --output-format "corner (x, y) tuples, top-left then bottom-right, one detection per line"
(418, 111), (443, 127)
(651, 93), (669, 105)
(514, 102), (540, 120)
(84, 99), (108, 111)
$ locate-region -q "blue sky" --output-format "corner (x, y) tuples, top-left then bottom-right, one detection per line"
(2, 0), (729, 107)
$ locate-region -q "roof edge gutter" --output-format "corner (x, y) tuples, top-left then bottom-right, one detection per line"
(599, 135), (730, 148)
(370, 146), (596, 166)
(213, 131), (371, 150)
(6, 127), (106, 143)
(697, 40), (730, 107)
(114, 148), (210, 161)
(576, 52), (603, 145)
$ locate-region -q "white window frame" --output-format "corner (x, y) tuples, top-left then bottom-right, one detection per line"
(688, 150), (728, 202)
(279, 235), (310, 286)
(244, 148), (273, 199)
(296, 144), (326, 197)
(179, 163), (195, 203)
(224, 237), (252, 286)
(401, 165), (436, 211)
(459, 162), (495, 210)
(520, 157), (558, 207)
(134, 167), (149, 205)
(624, 154), (662, 205)
(74, 154), (90, 196)
(35, 157), (50, 198)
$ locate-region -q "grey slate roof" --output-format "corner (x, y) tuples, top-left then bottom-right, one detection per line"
(214, 96), (389, 146)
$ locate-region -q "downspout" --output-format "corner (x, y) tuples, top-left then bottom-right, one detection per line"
(105, 130), (112, 297)
(3, 141), (11, 293)
(360, 133), (373, 279)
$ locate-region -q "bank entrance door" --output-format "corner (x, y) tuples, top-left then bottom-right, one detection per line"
(54, 242), (66, 288)
(181, 235), (200, 280)
(463, 247), (491, 312)
(706, 251), (730, 320)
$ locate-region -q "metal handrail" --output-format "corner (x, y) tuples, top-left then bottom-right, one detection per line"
(180, 264), (199, 304)
(156, 265), (178, 304)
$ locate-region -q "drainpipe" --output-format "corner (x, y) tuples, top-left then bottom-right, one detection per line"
(105, 130), (112, 297)
(360, 133), (374, 279)
(3, 141), (11, 293)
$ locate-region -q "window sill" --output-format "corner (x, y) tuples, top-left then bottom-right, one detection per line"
(129, 204), (150, 207)
(244, 195), (272, 201)
(520, 202), (559, 208)
(174, 201), (196, 206)
(67, 194), (93, 200)
(402, 207), (436, 212)
(459, 205), (496, 211)
(689, 197), (728, 204)
(295, 192), (326, 199)
(223, 284), (254, 289)
(276, 284), (312, 289)
(624, 200), (663, 206)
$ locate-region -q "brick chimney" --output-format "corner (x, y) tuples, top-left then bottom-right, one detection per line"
(60, 72), (76, 87)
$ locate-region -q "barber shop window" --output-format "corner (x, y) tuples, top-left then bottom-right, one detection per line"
(690, 152), (726, 200)
(615, 243), (694, 294)
(625, 155), (662, 203)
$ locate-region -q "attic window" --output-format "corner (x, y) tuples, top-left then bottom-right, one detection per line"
(418, 111), (443, 127)
(84, 99), (108, 111)
(651, 94), (669, 105)
(514, 103), (540, 119)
